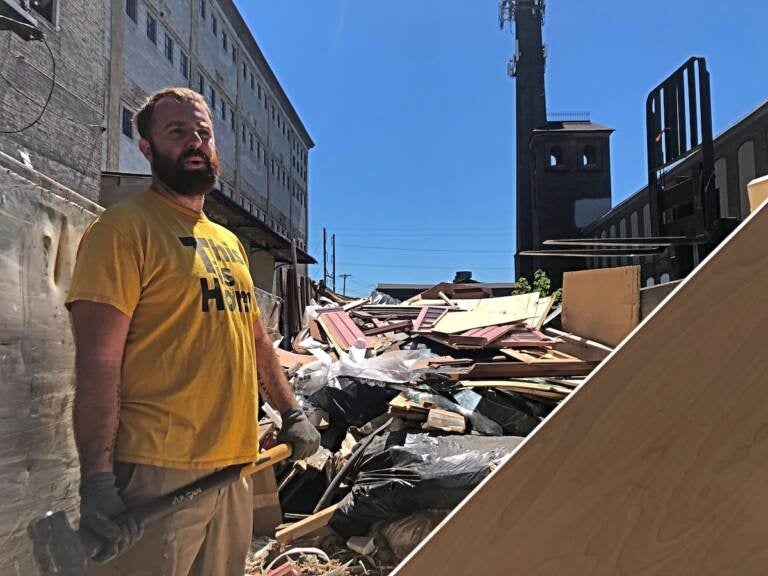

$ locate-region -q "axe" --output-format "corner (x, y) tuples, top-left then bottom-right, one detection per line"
(28, 443), (292, 576)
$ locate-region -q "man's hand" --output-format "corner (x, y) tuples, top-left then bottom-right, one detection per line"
(277, 407), (321, 460)
(80, 473), (144, 563)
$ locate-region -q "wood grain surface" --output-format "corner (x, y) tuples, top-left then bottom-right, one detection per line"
(393, 204), (768, 576)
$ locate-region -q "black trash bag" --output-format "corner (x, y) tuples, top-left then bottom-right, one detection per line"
(308, 376), (400, 428)
(454, 388), (543, 436)
(329, 433), (523, 537)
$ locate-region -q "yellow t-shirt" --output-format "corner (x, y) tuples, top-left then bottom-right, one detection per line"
(66, 188), (261, 469)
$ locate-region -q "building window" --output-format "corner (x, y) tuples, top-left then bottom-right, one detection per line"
(580, 144), (598, 169)
(147, 14), (157, 44)
(220, 100), (226, 120)
(126, 0), (137, 22)
(212, 15), (217, 36)
(208, 86), (216, 109)
(737, 140), (756, 217)
(31, 0), (56, 24)
(646, 277), (656, 287)
(231, 46), (236, 63)
(179, 50), (189, 78)
(257, 83), (261, 100)
(548, 145), (564, 169)
(660, 273), (671, 284)
(164, 33), (174, 63)
(197, 73), (205, 95)
(714, 157), (729, 218)
(199, 0), (206, 19)
(242, 124), (246, 143)
(250, 133), (254, 152)
(230, 109), (235, 131)
(121, 106), (133, 139)
(222, 31), (227, 52)
(250, 73), (255, 91)
(242, 63), (247, 80)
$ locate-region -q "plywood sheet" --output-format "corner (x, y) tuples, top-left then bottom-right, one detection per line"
(393, 203), (768, 575)
(431, 294), (536, 334)
(562, 265), (640, 347)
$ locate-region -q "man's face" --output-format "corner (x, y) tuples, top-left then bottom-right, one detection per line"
(141, 97), (220, 197)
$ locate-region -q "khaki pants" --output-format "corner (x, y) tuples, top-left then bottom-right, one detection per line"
(87, 462), (254, 576)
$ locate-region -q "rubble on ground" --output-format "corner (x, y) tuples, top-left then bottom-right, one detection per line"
(246, 272), (627, 575)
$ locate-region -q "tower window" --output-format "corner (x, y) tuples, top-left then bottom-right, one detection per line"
(548, 146), (564, 169)
(581, 145), (599, 169)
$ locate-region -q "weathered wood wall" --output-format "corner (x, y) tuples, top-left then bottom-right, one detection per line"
(394, 202), (768, 575)
(0, 154), (100, 575)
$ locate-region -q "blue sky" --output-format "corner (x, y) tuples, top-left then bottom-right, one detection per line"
(237, 1), (767, 297)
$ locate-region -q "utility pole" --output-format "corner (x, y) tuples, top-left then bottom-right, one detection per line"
(331, 234), (336, 292)
(339, 274), (351, 296)
(323, 227), (328, 287)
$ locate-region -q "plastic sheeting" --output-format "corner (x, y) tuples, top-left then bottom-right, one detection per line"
(329, 434), (524, 536)
(0, 159), (101, 573)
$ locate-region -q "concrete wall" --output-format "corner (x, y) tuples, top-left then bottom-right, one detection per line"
(0, 152), (102, 574)
(0, 1), (106, 202)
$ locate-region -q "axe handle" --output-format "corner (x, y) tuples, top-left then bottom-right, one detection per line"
(79, 444), (292, 557)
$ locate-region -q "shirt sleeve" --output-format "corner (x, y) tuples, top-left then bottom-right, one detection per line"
(65, 219), (142, 318)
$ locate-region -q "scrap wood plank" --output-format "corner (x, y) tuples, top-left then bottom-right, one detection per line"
(392, 202), (768, 576)
(275, 347), (317, 369)
(492, 328), (562, 348)
(363, 319), (412, 336)
(431, 294), (537, 334)
(458, 379), (572, 400)
(467, 352), (599, 378)
(561, 265), (640, 347)
(422, 408), (466, 433)
(412, 305), (450, 332)
(447, 324), (517, 347)
(317, 309), (367, 353)
(525, 295), (554, 330)
(276, 503), (340, 544)
(499, 347), (587, 365)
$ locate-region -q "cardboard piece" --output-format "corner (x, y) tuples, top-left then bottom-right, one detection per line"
(251, 467), (283, 537)
(393, 204), (768, 575)
(561, 265), (640, 347)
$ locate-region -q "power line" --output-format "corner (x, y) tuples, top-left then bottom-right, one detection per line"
(341, 262), (513, 271)
(337, 243), (513, 254)
(330, 231), (512, 239)
(0, 18), (55, 134)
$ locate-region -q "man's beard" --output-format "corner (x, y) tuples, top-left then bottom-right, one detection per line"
(150, 144), (220, 197)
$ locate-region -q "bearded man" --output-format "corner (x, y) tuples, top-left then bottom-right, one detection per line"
(66, 87), (320, 576)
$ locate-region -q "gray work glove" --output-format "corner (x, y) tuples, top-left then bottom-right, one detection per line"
(80, 472), (144, 563)
(277, 407), (321, 460)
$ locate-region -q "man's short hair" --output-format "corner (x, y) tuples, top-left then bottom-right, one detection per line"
(134, 87), (212, 141)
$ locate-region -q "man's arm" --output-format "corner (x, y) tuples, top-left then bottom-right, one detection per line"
(70, 301), (131, 479)
(254, 317), (320, 460)
(253, 317), (298, 411)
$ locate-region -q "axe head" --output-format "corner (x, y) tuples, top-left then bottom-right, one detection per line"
(28, 511), (87, 576)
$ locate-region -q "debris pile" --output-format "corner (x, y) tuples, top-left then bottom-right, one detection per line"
(249, 272), (625, 575)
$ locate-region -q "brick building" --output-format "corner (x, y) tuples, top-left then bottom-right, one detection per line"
(0, 0), (105, 201)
